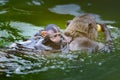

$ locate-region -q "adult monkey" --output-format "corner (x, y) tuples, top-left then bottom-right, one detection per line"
(64, 14), (112, 53)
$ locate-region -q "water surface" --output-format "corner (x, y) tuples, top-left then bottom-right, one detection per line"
(0, 0), (120, 80)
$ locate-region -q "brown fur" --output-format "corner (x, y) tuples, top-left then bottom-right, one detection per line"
(64, 14), (98, 40)
(64, 14), (112, 52)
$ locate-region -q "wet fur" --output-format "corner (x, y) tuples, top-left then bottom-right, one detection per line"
(64, 14), (109, 52)
(64, 14), (98, 40)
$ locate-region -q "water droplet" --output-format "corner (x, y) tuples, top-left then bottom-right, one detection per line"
(80, 70), (83, 72)
(6, 74), (11, 77)
(98, 62), (102, 66)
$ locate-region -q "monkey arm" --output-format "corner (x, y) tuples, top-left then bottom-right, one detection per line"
(99, 23), (112, 42)
(97, 23), (113, 52)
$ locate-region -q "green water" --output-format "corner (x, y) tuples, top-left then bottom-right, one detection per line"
(0, 0), (120, 80)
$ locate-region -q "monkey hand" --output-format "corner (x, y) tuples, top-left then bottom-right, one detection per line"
(101, 40), (113, 53)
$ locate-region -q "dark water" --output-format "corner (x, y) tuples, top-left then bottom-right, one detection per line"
(0, 0), (120, 80)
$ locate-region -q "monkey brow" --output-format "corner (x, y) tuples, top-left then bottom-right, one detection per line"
(49, 33), (61, 38)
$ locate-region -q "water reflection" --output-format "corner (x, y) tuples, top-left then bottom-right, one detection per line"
(107, 25), (120, 39)
(49, 4), (82, 16)
(27, 0), (44, 6)
(10, 21), (42, 37)
(92, 14), (115, 24)
(0, 10), (7, 14)
(0, 0), (8, 6)
(0, 52), (71, 76)
(0, 51), (85, 77)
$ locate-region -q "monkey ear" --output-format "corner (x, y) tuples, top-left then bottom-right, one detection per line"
(88, 23), (94, 32)
(41, 31), (47, 37)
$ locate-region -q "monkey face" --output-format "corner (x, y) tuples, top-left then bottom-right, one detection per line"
(46, 29), (62, 43)
(49, 33), (61, 43)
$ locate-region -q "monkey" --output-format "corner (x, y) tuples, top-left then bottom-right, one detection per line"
(9, 24), (60, 49)
(8, 24), (69, 54)
(34, 24), (61, 50)
(64, 14), (112, 53)
(34, 24), (69, 53)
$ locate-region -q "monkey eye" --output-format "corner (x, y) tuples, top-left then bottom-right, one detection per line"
(50, 33), (61, 38)
(54, 34), (61, 37)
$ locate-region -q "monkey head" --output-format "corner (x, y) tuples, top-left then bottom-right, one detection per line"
(42, 32), (62, 50)
(64, 14), (98, 40)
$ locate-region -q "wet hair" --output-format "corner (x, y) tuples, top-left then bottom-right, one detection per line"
(45, 24), (60, 33)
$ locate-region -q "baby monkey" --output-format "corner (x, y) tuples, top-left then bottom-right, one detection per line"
(34, 24), (69, 53)
(9, 24), (69, 53)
